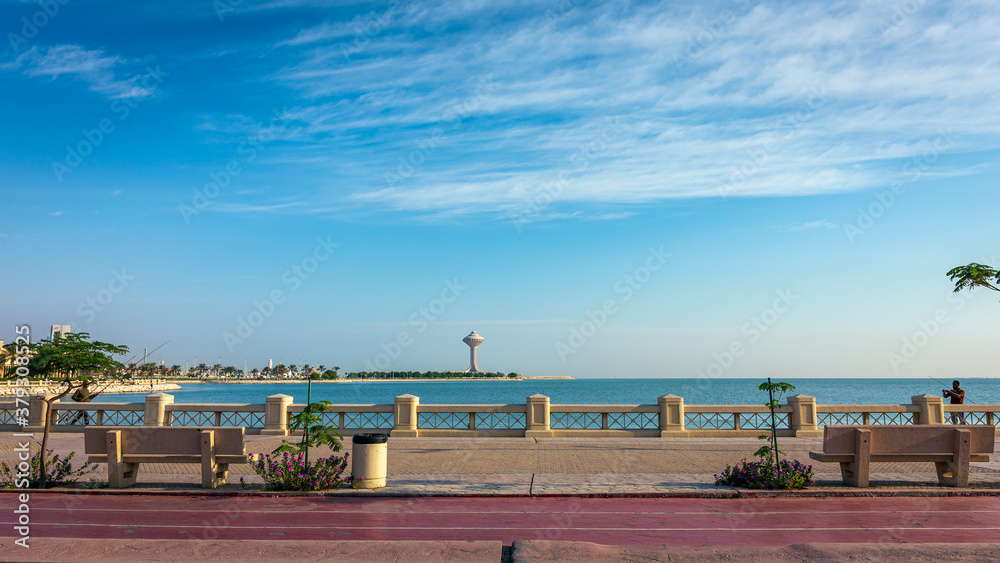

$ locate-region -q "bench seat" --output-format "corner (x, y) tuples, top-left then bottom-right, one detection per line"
(84, 426), (248, 489)
(87, 454), (250, 465)
(809, 425), (994, 488)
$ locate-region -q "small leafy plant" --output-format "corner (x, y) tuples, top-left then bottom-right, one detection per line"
(1, 449), (96, 489)
(243, 401), (350, 491)
(714, 378), (813, 490)
(273, 401), (343, 456)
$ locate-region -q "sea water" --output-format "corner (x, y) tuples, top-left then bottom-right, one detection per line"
(86, 378), (1000, 406)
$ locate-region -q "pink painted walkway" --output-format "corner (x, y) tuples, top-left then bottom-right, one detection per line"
(6, 494), (1000, 547)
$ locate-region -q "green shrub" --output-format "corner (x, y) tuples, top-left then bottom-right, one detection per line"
(1, 449), (95, 488)
(243, 451), (350, 491)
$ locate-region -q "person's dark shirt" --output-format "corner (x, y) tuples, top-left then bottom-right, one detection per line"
(944, 387), (965, 404)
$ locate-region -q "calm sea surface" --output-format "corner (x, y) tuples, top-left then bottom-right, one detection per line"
(86, 378), (1000, 406)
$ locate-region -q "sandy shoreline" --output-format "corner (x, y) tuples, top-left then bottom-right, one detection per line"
(164, 376), (574, 384)
(0, 382), (182, 397)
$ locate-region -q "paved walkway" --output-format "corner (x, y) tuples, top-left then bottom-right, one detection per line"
(3, 432), (998, 495)
(3, 432), (1000, 561)
(5, 495), (1000, 562)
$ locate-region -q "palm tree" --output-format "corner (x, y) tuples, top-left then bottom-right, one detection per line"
(0, 341), (18, 378)
(948, 263), (1000, 296)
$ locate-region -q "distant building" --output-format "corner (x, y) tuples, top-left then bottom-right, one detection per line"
(50, 325), (71, 340)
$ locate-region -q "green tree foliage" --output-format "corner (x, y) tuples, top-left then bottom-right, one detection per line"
(948, 263), (1000, 297)
(27, 332), (128, 380)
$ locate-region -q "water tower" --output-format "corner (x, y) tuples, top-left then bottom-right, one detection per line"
(463, 331), (485, 373)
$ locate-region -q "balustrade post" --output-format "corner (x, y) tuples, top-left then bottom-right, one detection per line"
(261, 394), (293, 435)
(392, 394), (419, 437)
(911, 394), (945, 425)
(787, 394), (823, 437)
(144, 393), (174, 426)
(26, 393), (55, 432)
(658, 394), (687, 437)
(525, 394), (552, 437)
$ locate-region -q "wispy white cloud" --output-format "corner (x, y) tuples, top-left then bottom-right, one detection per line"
(781, 220), (839, 231)
(206, 0), (1000, 219)
(2, 45), (156, 99)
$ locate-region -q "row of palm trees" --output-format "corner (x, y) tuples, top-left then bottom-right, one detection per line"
(167, 363), (341, 379)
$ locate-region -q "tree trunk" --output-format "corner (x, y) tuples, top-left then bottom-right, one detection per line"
(38, 383), (75, 488)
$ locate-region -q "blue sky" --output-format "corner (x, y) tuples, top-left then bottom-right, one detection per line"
(1, 0), (998, 379)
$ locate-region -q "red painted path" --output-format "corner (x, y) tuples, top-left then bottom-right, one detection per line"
(7, 495), (1000, 547)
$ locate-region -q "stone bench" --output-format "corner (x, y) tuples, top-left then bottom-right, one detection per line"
(84, 426), (248, 489)
(808, 425), (994, 487)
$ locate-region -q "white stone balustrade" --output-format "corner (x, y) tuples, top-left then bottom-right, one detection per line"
(3, 391), (995, 438)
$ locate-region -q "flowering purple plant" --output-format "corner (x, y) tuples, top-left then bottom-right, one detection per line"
(243, 451), (350, 491)
(714, 457), (814, 490)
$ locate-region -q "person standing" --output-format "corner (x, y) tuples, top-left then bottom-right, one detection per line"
(68, 381), (101, 425)
(942, 380), (967, 425)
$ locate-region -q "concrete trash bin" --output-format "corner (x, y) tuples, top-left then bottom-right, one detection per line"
(351, 433), (388, 489)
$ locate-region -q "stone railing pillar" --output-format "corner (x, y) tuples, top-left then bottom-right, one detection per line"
(261, 394), (293, 435)
(392, 394), (419, 437)
(144, 393), (174, 426)
(26, 393), (56, 432)
(658, 394), (687, 437)
(525, 394), (552, 437)
(787, 394), (822, 437)
(911, 394), (945, 425)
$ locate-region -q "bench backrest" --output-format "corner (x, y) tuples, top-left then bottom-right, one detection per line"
(84, 426), (246, 456)
(822, 425), (995, 455)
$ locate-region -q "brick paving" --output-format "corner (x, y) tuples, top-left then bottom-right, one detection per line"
(3, 432), (998, 494)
